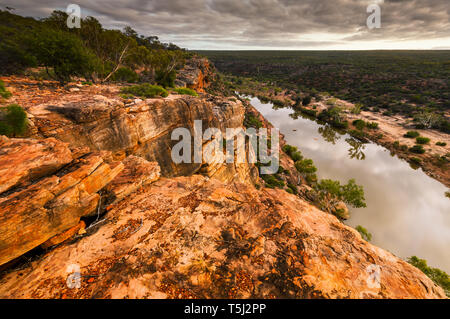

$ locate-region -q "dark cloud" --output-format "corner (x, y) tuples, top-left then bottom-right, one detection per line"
(2, 0), (449, 49)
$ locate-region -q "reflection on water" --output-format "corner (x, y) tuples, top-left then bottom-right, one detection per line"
(318, 125), (341, 145)
(248, 96), (450, 272)
(346, 138), (366, 161)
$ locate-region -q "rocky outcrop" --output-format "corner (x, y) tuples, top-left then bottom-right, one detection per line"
(0, 136), (73, 194)
(0, 137), (126, 266)
(28, 93), (255, 184)
(175, 57), (214, 92)
(0, 173), (445, 299)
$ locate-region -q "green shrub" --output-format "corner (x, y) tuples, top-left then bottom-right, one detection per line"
(272, 99), (286, 107)
(120, 83), (168, 98)
(244, 113), (263, 129)
(404, 131), (420, 138)
(155, 69), (176, 88)
(352, 119), (365, 130)
(409, 157), (421, 165)
(355, 225), (372, 241)
(366, 122), (379, 129)
(436, 142), (447, 147)
(0, 80), (12, 99)
(111, 67), (139, 83)
(261, 174), (285, 189)
(302, 96), (312, 106)
(287, 183), (298, 195)
(408, 256), (450, 297)
(351, 104), (362, 114)
(0, 104), (28, 137)
(173, 87), (198, 97)
(316, 178), (366, 209)
(416, 136), (430, 145)
(349, 129), (367, 141)
(299, 107), (317, 117)
(282, 144), (303, 162)
(409, 145), (425, 154)
(295, 159), (317, 175)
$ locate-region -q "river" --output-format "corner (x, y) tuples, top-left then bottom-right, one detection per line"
(247, 96), (450, 273)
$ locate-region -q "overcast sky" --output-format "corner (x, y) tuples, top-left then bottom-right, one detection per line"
(2, 0), (450, 50)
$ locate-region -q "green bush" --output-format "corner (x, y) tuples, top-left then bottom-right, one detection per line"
(155, 69), (176, 88)
(111, 67), (139, 83)
(0, 80), (12, 99)
(351, 104), (362, 114)
(317, 178), (366, 209)
(0, 104), (28, 137)
(282, 144), (303, 162)
(173, 87), (198, 97)
(287, 183), (298, 195)
(355, 225), (372, 241)
(409, 157), (422, 165)
(416, 136), (430, 145)
(404, 131), (420, 138)
(295, 159), (317, 175)
(302, 96), (312, 106)
(436, 142), (447, 147)
(409, 145), (425, 154)
(261, 174), (285, 189)
(352, 119), (365, 130)
(272, 99), (286, 107)
(244, 113), (263, 129)
(408, 256), (450, 297)
(366, 122), (379, 129)
(120, 83), (168, 98)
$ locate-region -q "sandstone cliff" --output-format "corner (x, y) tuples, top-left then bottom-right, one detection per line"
(25, 87), (254, 182)
(175, 57), (215, 92)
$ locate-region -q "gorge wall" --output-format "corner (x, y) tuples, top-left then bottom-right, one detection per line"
(0, 62), (446, 298)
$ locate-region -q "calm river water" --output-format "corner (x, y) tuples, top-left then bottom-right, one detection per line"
(248, 96), (450, 272)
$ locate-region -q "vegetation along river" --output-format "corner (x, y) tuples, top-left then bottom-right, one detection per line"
(248, 96), (450, 273)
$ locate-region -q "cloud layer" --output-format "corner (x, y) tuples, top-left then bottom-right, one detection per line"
(3, 0), (450, 49)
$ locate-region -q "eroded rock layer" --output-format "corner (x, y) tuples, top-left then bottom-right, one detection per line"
(0, 174), (445, 299)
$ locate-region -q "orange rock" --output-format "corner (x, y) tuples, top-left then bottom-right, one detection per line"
(0, 141), (124, 266)
(0, 176), (445, 299)
(0, 137), (73, 194)
(41, 221), (86, 249)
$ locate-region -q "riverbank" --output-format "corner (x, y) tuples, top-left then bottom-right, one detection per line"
(245, 94), (450, 277)
(238, 87), (449, 189)
(312, 97), (450, 188)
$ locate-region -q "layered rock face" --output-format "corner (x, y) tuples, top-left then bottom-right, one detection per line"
(175, 57), (214, 92)
(0, 173), (445, 299)
(0, 137), (126, 265)
(28, 93), (254, 183)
